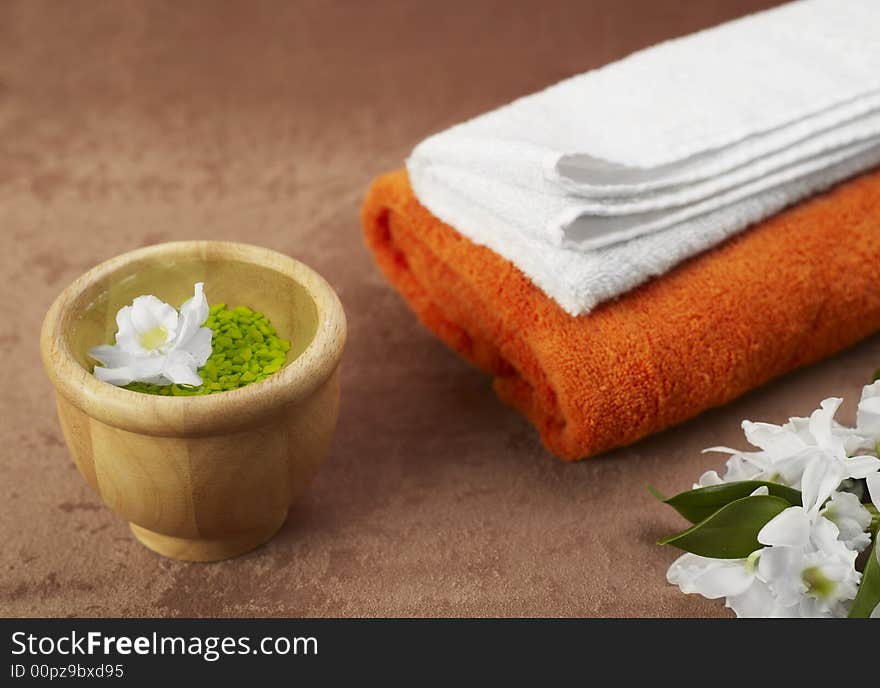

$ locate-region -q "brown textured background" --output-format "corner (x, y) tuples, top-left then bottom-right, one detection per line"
(4, 0), (875, 618)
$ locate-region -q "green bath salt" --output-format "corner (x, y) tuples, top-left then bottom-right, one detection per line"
(124, 303), (291, 396)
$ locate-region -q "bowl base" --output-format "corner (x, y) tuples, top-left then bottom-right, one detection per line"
(130, 519), (286, 562)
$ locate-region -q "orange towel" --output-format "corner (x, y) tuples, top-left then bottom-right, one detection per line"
(362, 169), (880, 461)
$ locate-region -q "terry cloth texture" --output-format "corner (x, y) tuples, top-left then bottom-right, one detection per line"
(363, 169), (880, 460)
(407, 0), (880, 315)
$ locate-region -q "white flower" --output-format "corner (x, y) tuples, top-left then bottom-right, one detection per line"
(868, 473), (880, 620)
(666, 549), (815, 618)
(820, 490), (872, 552)
(666, 551), (786, 617)
(757, 508), (860, 618)
(89, 283), (213, 387)
(699, 399), (842, 488)
(849, 381), (880, 451)
(700, 398), (880, 498)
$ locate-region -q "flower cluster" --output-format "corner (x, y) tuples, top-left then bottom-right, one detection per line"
(659, 383), (880, 618)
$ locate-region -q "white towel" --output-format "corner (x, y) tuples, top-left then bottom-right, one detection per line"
(407, 0), (880, 316)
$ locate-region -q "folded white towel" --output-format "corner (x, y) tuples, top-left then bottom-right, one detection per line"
(407, 0), (880, 315)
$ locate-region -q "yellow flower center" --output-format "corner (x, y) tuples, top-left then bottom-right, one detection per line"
(801, 566), (835, 600)
(139, 325), (169, 351)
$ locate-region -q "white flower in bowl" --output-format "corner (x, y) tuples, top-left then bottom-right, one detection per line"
(89, 282), (213, 387)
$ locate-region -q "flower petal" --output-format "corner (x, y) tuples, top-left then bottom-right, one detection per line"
(808, 398), (843, 448)
(666, 553), (753, 598)
(807, 514), (849, 556)
(820, 490), (872, 552)
(844, 455), (880, 480)
(696, 470), (724, 487)
(93, 365), (135, 386)
(800, 454), (844, 514)
(183, 327), (213, 367)
(92, 344), (166, 386)
(742, 421), (804, 455)
(856, 381), (880, 439)
(113, 305), (141, 354)
(721, 451), (774, 482)
(161, 349), (202, 386)
(128, 356), (166, 382)
(756, 546), (806, 607)
(88, 344), (131, 368)
(129, 295), (179, 339)
(771, 450), (815, 489)
(725, 580), (777, 618)
(758, 506), (811, 547)
(690, 561), (755, 599)
(866, 472), (880, 511)
(174, 282), (210, 348)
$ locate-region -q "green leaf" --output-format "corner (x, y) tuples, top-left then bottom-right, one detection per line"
(867, 503), (880, 536)
(849, 540), (880, 618)
(658, 495), (790, 559)
(646, 484), (667, 502)
(655, 481), (802, 523)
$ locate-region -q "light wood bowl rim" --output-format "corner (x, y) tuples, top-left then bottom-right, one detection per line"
(40, 241), (346, 437)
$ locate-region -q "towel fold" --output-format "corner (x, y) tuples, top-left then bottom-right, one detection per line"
(408, 0), (880, 314)
(362, 169), (880, 460)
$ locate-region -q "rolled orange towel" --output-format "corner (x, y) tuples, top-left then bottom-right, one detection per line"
(362, 169), (880, 461)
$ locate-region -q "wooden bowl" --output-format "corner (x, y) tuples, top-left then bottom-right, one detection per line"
(40, 241), (346, 561)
